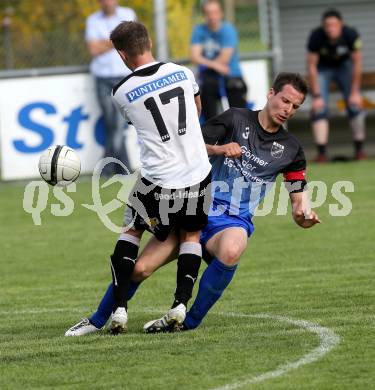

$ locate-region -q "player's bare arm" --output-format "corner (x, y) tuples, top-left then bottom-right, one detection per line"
(195, 95), (202, 117)
(289, 191), (321, 228)
(307, 52), (325, 111)
(87, 39), (113, 57)
(349, 50), (363, 107)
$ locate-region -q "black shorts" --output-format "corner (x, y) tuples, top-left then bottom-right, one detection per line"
(123, 172), (212, 241)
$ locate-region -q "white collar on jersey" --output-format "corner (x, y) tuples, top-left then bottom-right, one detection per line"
(133, 61), (160, 72)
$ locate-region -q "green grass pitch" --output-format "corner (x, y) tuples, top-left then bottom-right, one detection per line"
(0, 161), (374, 389)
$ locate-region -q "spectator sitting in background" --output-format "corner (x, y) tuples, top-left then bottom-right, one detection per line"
(190, 0), (247, 120)
(307, 8), (366, 162)
(85, 0), (136, 174)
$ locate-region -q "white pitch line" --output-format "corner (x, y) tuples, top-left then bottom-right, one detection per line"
(0, 307), (90, 316)
(210, 312), (340, 390)
(0, 308), (340, 389)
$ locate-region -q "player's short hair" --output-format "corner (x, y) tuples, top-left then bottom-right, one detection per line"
(201, 0), (223, 12)
(272, 73), (308, 97)
(110, 21), (151, 57)
(322, 8), (342, 21)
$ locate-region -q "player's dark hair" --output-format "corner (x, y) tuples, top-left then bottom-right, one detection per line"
(322, 8), (342, 21)
(110, 21), (151, 57)
(272, 73), (308, 97)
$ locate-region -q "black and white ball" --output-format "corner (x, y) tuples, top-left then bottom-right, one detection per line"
(38, 145), (81, 186)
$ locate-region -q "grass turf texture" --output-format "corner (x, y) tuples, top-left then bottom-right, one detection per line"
(0, 161), (374, 389)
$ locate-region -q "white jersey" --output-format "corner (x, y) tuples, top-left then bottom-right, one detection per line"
(112, 62), (211, 189)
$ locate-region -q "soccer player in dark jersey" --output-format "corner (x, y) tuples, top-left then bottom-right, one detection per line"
(65, 72), (320, 336)
(307, 9), (366, 162)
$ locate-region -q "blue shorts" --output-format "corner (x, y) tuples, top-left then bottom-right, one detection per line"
(200, 212), (254, 246)
(200, 213), (254, 264)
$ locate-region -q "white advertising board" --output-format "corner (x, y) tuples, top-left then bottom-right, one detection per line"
(0, 73), (140, 181)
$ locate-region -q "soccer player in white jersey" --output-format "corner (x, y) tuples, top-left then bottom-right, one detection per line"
(106, 21), (211, 334)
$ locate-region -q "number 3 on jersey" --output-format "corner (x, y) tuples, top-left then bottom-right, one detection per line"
(144, 86), (186, 142)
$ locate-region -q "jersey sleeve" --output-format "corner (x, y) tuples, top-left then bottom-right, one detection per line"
(202, 109), (234, 145)
(281, 144), (307, 193)
(111, 92), (128, 122)
(307, 29), (321, 53)
(184, 67), (200, 96)
(347, 27), (362, 51)
(222, 24), (238, 48)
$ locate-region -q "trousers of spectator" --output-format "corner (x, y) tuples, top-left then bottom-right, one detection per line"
(311, 59), (363, 122)
(96, 77), (130, 174)
(200, 71), (247, 120)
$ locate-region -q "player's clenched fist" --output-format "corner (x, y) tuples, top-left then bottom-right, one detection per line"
(220, 142), (242, 158)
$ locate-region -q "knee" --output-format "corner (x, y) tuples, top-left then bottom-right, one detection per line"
(311, 108), (328, 121)
(347, 105), (362, 119)
(219, 243), (243, 266)
(133, 261), (152, 282)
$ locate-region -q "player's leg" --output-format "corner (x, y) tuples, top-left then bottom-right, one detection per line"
(110, 176), (160, 333)
(164, 229), (203, 326)
(142, 229), (203, 333)
(311, 68), (331, 162)
(184, 226), (248, 330)
(142, 228), (202, 333)
(144, 174), (211, 332)
(133, 230), (179, 282)
(168, 174), (212, 320)
(97, 232), (179, 328)
(335, 60), (366, 160)
(143, 225), (249, 333)
(65, 232), (179, 336)
(173, 230), (201, 307)
(110, 227), (144, 333)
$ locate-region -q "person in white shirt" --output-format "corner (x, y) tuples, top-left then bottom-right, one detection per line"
(85, 0), (136, 174)
(107, 21), (212, 334)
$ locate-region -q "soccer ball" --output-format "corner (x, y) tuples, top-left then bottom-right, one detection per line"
(38, 145), (81, 186)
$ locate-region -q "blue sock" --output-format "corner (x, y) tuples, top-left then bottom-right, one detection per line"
(90, 280), (141, 328)
(184, 258), (237, 330)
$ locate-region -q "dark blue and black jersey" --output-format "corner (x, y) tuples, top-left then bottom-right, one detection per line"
(202, 108), (306, 218)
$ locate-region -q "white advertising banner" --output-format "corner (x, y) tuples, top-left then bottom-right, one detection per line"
(0, 73), (140, 181)
(0, 74), (104, 180)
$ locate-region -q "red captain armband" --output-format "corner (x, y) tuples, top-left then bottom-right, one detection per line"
(283, 170), (306, 181)
(283, 170), (307, 193)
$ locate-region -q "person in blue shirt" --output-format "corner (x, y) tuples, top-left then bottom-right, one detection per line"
(65, 73), (320, 336)
(190, 0), (247, 120)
